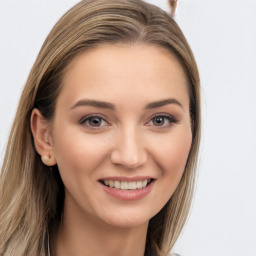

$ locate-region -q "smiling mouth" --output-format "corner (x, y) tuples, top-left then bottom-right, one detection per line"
(100, 179), (153, 190)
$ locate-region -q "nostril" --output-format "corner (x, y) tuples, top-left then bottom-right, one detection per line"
(110, 133), (148, 169)
(110, 150), (147, 169)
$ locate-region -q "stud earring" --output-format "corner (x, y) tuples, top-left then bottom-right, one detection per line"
(41, 155), (56, 166)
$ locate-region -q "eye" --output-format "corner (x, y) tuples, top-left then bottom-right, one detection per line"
(147, 114), (177, 128)
(79, 115), (109, 128)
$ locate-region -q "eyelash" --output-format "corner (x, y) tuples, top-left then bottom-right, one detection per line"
(79, 114), (109, 128)
(78, 113), (178, 129)
(146, 114), (178, 128)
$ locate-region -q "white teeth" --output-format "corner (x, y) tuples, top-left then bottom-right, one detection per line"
(115, 180), (121, 189)
(109, 180), (114, 188)
(103, 179), (151, 190)
(137, 181), (142, 189)
(128, 181), (137, 190)
(121, 181), (128, 190)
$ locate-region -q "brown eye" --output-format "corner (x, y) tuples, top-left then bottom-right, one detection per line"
(88, 117), (103, 127)
(79, 115), (109, 128)
(147, 114), (177, 128)
(152, 116), (165, 126)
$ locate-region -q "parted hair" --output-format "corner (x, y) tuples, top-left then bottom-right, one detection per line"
(0, 0), (200, 255)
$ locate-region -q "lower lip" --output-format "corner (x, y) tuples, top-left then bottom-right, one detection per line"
(100, 180), (155, 201)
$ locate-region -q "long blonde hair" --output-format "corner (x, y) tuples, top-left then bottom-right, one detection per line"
(0, 0), (200, 255)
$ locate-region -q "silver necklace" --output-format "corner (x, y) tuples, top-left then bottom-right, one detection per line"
(47, 229), (51, 256)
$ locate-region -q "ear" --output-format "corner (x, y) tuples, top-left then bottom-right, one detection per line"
(31, 108), (56, 166)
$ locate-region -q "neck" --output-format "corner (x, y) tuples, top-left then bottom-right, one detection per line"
(54, 202), (148, 256)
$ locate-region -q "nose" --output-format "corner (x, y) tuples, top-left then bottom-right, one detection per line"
(110, 127), (147, 169)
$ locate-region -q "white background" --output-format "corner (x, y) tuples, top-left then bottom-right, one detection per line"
(0, 1), (256, 255)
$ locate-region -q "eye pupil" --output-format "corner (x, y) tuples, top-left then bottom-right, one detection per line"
(89, 117), (101, 126)
(153, 117), (165, 126)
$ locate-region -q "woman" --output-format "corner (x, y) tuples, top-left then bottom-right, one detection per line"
(0, 0), (200, 255)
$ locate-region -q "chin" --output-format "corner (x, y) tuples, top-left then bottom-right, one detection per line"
(98, 208), (156, 230)
(105, 218), (148, 230)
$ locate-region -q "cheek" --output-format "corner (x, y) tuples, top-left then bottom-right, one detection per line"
(52, 126), (111, 181)
(156, 128), (192, 186)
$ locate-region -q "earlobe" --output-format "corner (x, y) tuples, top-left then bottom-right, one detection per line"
(41, 154), (56, 166)
(31, 108), (56, 165)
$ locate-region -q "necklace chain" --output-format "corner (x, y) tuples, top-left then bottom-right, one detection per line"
(47, 229), (51, 256)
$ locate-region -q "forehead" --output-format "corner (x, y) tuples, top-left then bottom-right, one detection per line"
(58, 43), (189, 109)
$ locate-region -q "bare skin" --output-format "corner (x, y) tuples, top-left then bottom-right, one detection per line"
(31, 44), (192, 256)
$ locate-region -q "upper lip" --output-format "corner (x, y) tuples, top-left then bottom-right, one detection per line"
(99, 176), (155, 182)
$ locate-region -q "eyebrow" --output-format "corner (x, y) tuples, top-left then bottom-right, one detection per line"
(70, 99), (115, 110)
(70, 98), (183, 110)
(145, 98), (184, 109)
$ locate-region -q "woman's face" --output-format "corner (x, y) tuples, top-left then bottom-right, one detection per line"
(50, 44), (192, 228)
